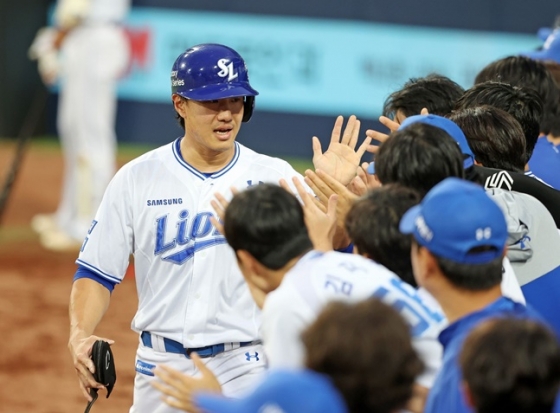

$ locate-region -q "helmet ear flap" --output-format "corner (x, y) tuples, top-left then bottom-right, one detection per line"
(242, 96), (255, 123)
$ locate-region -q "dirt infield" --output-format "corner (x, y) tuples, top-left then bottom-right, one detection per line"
(0, 140), (140, 413)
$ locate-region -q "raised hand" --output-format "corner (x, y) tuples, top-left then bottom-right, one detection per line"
(364, 115), (400, 154)
(303, 169), (359, 230)
(279, 177), (337, 251)
(312, 115), (372, 186)
(209, 187), (239, 236)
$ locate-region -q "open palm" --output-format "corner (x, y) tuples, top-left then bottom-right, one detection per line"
(312, 115), (371, 186)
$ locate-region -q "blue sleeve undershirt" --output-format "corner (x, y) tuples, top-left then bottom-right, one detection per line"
(73, 265), (116, 293)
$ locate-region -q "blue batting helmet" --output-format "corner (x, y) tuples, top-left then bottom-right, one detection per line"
(171, 44), (259, 122)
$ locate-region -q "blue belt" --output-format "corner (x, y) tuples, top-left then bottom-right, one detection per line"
(140, 331), (256, 358)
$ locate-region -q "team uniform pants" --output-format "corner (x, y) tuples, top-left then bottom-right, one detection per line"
(130, 341), (268, 413)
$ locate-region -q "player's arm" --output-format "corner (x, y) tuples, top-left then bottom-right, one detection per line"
(68, 277), (114, 401)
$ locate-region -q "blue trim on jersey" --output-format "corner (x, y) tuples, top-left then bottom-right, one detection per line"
(75, 259), (122, 284)
(163, 238), (228, 265)
(335, 242), (354, 254)
(211, 143), (240, 178)
(172, 138), (240, 180)
(73, 265), (116, 292)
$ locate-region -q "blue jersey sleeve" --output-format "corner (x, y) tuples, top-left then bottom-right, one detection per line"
(74, 265), (117, 293)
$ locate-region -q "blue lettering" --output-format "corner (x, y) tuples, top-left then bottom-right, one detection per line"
(371, 285), (439, 336)
(389, 278), (444, 322)
(191, 212), (214, 238)
(87, 220), (98, 235)
(146, 198), (183, 207)
(154, 211), (227, 263)
(163, 238), (227, 265)
(154, 215), (176, 255)
(324, 275), (353, 296)
(176, 210), (190, 245)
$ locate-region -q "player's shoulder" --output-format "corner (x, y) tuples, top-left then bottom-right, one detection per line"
(318, 250), (395, 275)
(237, 143), (299, 175)
(116, 140), (176, 176)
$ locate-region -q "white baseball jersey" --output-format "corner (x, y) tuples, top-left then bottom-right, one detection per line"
(78, 139), (305, 347)
(261, 250), (447, 389)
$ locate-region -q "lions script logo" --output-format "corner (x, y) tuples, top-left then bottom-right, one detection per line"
(154, 210), (226, 265)
(217, 59), (238, 81)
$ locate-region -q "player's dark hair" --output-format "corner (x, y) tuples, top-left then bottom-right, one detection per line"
(475, 56), (560, 138)
(302, 299), (423, 413)
(224, 184), (313, 270)
(375, 123), (465, 197)
(542, 62), (560, 137)
(460, 318), (560, 413)
(345, 185), (421, 287)
(454, 81), (543, 163)
(414, 239), (503, 290)
(448, 105), (527, 172)
(383, 73), (464, 119)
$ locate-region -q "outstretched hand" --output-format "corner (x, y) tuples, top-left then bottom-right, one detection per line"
(303, 169), (359, 229)
(312, 115), (372, 186)
(280, 177), (337, 252)
(364, 115), (399, 154)
(209, 187), (239, 236)
(365, 108), (430, 154)
(152, 353), (222, 413)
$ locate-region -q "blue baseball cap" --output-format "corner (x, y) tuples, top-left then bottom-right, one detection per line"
(399, 177), (507, 264)
(195, 370), (348, 413)
(399, 114), (475, 169)
(522, 29), (560, 64)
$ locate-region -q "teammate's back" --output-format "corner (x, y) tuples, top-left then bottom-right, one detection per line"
(262, 250), (446, 388)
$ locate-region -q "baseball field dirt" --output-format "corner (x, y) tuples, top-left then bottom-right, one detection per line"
(0, 139), (140, 413)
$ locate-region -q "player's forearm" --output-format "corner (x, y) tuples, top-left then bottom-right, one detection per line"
(69, 278), (111, 340)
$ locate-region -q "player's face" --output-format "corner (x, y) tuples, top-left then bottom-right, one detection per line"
(180, 97), (244, 154)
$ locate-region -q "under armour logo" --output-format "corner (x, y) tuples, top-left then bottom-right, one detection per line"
(485, 171), (513, 191)
(245, 352), (259, 361)
(217, 59), (239, 81)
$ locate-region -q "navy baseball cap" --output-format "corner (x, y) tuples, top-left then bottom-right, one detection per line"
(400, 177), (507, 264)
(195, 370), (348, 413)
(399, 114), (475, 169)
(522, 29), (560, 64)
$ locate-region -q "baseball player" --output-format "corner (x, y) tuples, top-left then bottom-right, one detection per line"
(29, 0), (131, 250)
(67, 43), (368, 413)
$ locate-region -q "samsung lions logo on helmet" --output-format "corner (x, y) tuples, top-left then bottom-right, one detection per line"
(217, 58), (239, 81)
